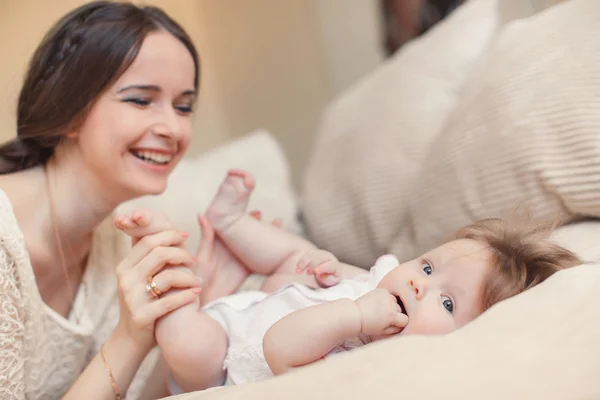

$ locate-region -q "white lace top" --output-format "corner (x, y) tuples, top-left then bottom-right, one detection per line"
(0, 190), (159, 399)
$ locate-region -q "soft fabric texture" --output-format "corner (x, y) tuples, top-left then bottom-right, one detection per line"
(0, 190), (159, 399)
(166, 261), (600, 400)
(389, 0), (600, 260)
(301, 0), (502, 267)
(301, 0), (597, 268)
(175, 255), (397, 389)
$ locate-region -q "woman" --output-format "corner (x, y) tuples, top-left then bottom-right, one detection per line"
(0, 2), (205, 398)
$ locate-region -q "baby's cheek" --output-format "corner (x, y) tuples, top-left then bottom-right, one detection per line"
(400, 313), (455, 336)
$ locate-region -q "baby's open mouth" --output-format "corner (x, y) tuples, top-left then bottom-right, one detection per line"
(395, 295), (408, 316)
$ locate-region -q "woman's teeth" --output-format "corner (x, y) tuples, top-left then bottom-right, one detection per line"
(131, 150), (173, 165)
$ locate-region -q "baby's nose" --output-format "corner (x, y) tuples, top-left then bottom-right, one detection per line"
(409, 278), (428, 299)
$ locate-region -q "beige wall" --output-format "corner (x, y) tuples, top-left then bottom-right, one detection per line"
(0, 0), (383, 187)
(313, 0), (385, 96)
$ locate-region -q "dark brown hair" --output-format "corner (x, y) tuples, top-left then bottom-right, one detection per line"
(0, 1), (199, 174)
(456, 218), (582, 311)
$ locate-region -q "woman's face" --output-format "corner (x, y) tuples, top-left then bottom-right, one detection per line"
(73, 31), (196, 201)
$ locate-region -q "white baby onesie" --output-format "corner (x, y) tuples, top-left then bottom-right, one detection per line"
(168, 254), (400, 393)
(202, 254), (399, 386)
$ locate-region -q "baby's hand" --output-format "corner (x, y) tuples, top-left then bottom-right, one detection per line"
(296, 249), (341, 287)
(354, 289), (408, 336)
(114, 208), (176, 246)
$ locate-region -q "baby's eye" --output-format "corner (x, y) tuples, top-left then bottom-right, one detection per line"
(442, 296), (454, 313)
(421, 262), (432, 275)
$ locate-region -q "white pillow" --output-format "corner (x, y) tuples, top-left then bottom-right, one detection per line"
(301, 0), (502, 267)
(389, 0), (600, 260)
(118, 130), (302, 255)
(167, 262), (600, 400)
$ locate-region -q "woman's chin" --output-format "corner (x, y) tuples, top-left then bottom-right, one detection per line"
(122, 178), (169, 200)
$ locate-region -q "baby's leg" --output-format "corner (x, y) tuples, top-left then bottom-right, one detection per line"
(156, 308), (228, 392)
(116, 210), (228, 389)
(206, 170), (317, 279)
(114, 208), (173, 245)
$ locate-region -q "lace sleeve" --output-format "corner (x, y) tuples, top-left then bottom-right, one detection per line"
(0, 245), (26, 400)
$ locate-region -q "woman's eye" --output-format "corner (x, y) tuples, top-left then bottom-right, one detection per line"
(422, 262), (432, 275)
(175, 104), (193, 114)
(442, 296), (454, 313)
(124, 98), (150, 106)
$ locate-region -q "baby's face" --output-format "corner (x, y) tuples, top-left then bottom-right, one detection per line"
(377, 239), (491, 336)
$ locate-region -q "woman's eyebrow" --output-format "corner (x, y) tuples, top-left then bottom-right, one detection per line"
(117, 84), (161, 94)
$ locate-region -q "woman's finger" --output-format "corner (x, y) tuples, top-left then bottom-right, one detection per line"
(119, 230), (188, 273)
(196, 214), (215, 264)
(134, 288), (201, 326)
(152, 268), (203, 293)
(135, 246), (195, 278)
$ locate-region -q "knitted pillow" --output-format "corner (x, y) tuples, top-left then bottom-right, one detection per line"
(301, 0), (501, 267)
(389, 0), (600, 259)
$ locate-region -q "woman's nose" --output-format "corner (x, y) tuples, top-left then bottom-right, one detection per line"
(153, 109), (184, 140)
(409, 277), (428, 299)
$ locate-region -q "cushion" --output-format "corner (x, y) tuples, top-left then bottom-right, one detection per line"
(389, 0), (600, 260)
(165, 261), (600, 400)
(303, 0), (600, 266)
(301, 0), (502, 267)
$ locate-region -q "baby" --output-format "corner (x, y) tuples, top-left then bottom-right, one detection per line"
(114, 170), (581, 394)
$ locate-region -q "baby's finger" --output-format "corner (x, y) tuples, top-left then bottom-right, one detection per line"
(382, 325), (402, 335)
(393, 312), (409, 328)
(296, 253), (314, 274)
(271, 218), (283, 228)
(316, 273), (340, 287)
(296, 260), (309, 274)
(249, 210), (262, 220)
(313, 260), (337, 275)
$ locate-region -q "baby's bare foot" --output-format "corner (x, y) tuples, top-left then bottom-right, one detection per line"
(205, 169), (255, 231)
(114, 208), (173, 240)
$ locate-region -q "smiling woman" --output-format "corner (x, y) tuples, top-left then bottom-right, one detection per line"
(0, 2), (205, 399)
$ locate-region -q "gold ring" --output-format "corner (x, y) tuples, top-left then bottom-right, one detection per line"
(146, 279), (162, 299)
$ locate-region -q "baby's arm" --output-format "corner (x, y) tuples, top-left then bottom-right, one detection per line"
(263, 299), (361, 375)
(263, 289), (408, 375)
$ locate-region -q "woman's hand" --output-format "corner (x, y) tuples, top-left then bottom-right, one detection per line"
(114, 229), (202, 354)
